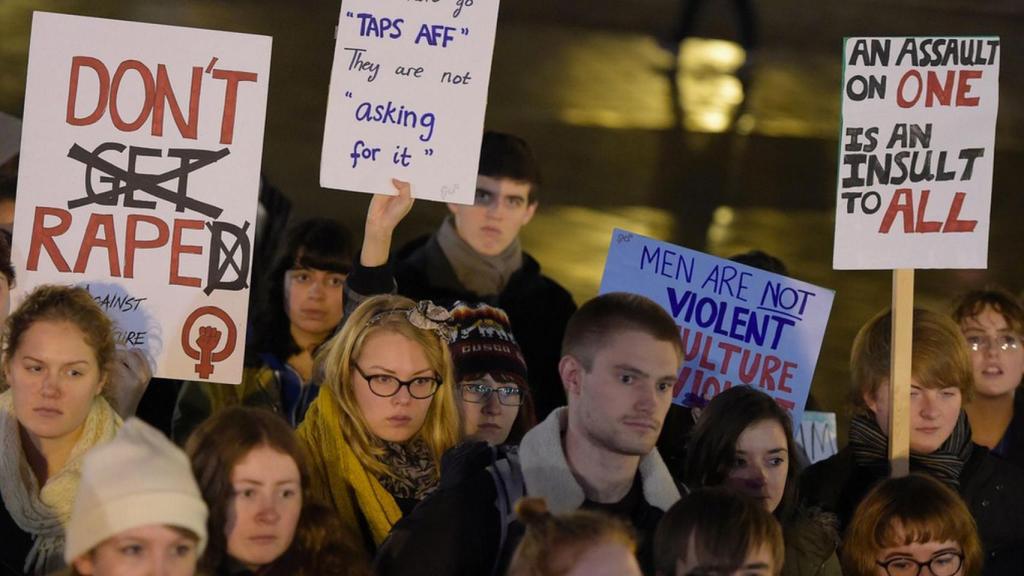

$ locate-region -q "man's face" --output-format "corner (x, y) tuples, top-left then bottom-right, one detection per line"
(446, 175), (537, 256)
(564, 330), (681, 456)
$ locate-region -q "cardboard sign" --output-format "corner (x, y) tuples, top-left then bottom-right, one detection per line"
(13, 12), (272, 384)
(600, 229), (835, 424)
(834, 36), (1000, 269)
(321, 0), (500, 204)
(795, 411), (838, 464)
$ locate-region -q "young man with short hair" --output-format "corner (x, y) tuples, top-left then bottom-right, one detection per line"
(375, 292), (683, 576)
(391, 131), (576, 419)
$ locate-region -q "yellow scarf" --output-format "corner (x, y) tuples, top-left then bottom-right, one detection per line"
(297, 391), (403, 548)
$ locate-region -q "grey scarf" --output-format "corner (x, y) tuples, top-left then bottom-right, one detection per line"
(435, 216), (523, 297)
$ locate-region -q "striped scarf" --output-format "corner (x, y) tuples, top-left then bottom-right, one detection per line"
(848, 411), (973, 488)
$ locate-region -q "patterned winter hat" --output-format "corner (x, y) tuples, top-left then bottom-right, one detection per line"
(448, 302), (528, 386)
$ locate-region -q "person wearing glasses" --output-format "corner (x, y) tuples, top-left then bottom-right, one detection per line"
(801, 308), (1024, 576)
(376, 293), (682, 576)
(172, 217), (354, 443)
(842, 474), (982, 576)
(448, 302), (536, 446)
(297, 295), (460, 557)
(952, 288), (1024, 468)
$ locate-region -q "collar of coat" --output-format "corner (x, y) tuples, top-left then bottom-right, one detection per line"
(518, 407), (680, 514)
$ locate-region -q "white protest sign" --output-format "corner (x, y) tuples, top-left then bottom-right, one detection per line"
(794, 411), (838, 464)
(833, 37), (1000, 269)
(321, 0), (500, 205)
(13, 12), (271, 384)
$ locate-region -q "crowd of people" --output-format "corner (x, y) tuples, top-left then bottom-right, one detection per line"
(0, 131), (1022, 576)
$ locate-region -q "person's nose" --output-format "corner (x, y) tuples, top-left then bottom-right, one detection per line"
(39, 372), (60, 399)
(255, 495), (280, 525)
(482, 390), (503, 415)
(919, 393), (940, 420)
(391, 384), (414, 406)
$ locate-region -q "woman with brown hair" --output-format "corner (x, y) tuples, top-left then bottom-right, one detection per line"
(297, 294), (461, 555)
(0, 285), (122, 575)
(186, 406), (370, 576)
(685, 386), (840, 576)
(843, 474), (983, 576)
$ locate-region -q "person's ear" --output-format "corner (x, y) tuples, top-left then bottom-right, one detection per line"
(559, 355), (584, 397)
(863, 386), (880, 414)
(521, 201), (538, 226)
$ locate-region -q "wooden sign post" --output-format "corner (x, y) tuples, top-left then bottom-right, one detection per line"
(834, 37), (1001, 477)
(889, 269), (914, 477)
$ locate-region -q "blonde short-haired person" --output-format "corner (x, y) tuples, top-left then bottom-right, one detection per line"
(297, 295), (460, 556)
(63, 418), (208, 576)
(802, 307), (1024, 576)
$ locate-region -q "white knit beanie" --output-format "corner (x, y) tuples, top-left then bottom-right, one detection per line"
(64, 418), (209, 563)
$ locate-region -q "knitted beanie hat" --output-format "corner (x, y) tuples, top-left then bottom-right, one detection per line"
(64, 418), (209, 562)
(448, 302), (528, 386)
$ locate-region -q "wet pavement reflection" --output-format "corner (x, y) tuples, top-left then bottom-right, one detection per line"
(1, 0), (1023, 440)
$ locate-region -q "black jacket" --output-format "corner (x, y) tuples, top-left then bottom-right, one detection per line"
(394, 234), (576, 420)
(0, 493), (32, 576)
(801, 445), (1024, 576)
(376, 410), (680, 576)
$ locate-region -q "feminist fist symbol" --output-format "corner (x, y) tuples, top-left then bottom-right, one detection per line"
(181, 307), (237, 379)
(195, 326), (222, 379)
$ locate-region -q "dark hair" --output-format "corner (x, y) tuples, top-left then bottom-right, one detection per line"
(684, 386), (800, 521)
(654, 488), (784, 576)
(843, 474), (982, 576)
(0, 228), (14, 286)
(251, 218), (354, 359)
(729, 250), (789, 276)
(478, 131), (541, 203)
(507, 497), (636, 576)
(562, 292), (682, 370)
(186, 406), (370, 576)
(0, 173), (16, 203)
(3, 285), (114, 382)
(951, 286), (1024, 336)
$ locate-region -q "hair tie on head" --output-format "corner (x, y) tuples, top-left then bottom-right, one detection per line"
(366, 300), (456, 343)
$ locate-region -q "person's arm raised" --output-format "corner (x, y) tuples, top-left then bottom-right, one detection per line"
(360, 178), (414, 267)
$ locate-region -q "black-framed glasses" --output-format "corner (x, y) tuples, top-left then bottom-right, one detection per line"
(458, 382), (525, 406)
(876, 551), (964, 576)
(352, 363), (441, 399)
(965, 333), (1021, 352)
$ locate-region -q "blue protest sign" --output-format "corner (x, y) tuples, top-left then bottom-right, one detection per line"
(599, 229), (835, 423)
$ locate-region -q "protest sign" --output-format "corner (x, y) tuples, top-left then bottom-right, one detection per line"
(795, 411), (838, 465)
(600, 229), (835, 423)
(13, 12), (271, 384)
(320, 0), (500, 205)
(834, 36), (1000, 269)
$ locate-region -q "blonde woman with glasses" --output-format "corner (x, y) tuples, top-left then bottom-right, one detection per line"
(297, 294), (460, 557)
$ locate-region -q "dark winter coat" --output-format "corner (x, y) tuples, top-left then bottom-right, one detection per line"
(0, 497), (31, 576)
(801, 445), (1024, 576)
(374, 409), (680, 576)
(394, 234), (576, 420)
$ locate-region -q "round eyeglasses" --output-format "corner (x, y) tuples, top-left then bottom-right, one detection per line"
(965, 334), (1021, 353)
(876, 551), (963, 576)
(353, 363), (441, 399)
(458, 382), (525, 406)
